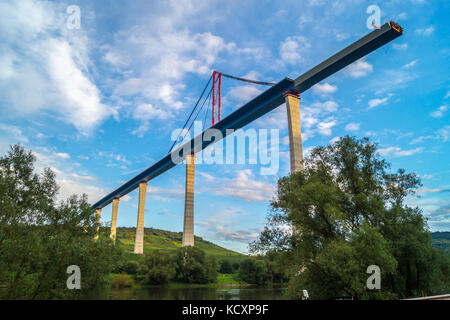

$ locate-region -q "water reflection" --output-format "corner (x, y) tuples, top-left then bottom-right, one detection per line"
(86, 286), (286, 300)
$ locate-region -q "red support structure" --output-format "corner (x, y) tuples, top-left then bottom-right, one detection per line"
(212, 70), (223, 126)
(218, 72), (222, 122)
(212, 71), (216, 126)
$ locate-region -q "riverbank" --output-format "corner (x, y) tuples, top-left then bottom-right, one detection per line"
(111, 272), (264, 290)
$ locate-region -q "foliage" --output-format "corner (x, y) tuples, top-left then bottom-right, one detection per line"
(251, 136), (450, 299)
(237, 255), (288, 286)
(219, 260), (234, 274)
(123, 261), (139, 275)
(138, 250), (176, 285)
(175, 246), (218, 284)
(112, 274), (134, 289)
(115, 227), (244, 265)
(432, 232), (450, 254)
(0, 145), (123, 299)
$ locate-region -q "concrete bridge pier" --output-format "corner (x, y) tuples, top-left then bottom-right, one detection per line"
(182, 153), (195, 247)
(110, 198), (119, 242)
(284, 91), (304, 173)
(94, 208), (102, 241)
(134, 181), (147, 254)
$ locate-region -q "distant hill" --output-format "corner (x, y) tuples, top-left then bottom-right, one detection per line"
(116, 227), (245, 263)
(114, 228), (448, 263)
(432, 232), (450, 254)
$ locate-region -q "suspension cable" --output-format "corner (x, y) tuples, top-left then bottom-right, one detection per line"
(168, 74), (213, 153)
(176, 86), (213, 152)
(220, 72), (275, 86)
(203, 88), (212, 131)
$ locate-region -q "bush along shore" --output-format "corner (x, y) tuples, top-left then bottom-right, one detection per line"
(110, 246), (288, 289)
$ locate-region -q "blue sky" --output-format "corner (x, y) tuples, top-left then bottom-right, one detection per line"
(1, 0), (449, 253)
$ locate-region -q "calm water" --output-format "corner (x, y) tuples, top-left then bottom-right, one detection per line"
(85, 286), (287, 300)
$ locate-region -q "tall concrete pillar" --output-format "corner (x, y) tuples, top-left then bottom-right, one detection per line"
(182, 153), (195, 247)
(284, 92), (304, 173)
(110, 198), (119, 242)
(94, 208), (101, 241)
(134, 181), (147, 254)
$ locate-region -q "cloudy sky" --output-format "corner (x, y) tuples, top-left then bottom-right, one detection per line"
(1, 0), (449, 253)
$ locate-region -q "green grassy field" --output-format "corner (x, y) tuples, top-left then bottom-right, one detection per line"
(115, 227), (246, 264)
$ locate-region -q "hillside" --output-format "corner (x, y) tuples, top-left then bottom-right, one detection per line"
(432, 232), (450, 254)
(116, 227), (245, 263)
(114, 228), (448, 263)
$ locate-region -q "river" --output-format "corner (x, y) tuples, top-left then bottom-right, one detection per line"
(85, 286), (287, 300)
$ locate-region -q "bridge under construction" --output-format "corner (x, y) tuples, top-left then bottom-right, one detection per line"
(92, 21), (403, 254)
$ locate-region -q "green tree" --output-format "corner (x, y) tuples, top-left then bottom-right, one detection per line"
(123, 261), (139, 275)
(219, 260), (234, 274)
(0, 145), (123, 299)
(175, 246), (217, 284)
(238, 258), (271, 285)
(138, 250), (175, 285)
(251, 136), (450, 299)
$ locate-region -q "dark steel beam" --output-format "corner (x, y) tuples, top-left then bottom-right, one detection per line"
(92, 21), (402, 210)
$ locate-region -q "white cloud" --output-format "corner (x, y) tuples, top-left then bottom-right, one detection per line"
(30, 148), (105, 203)
(0, 124), (28, 143)
(121, 195), (131, 202)
(368, 94), (393, 109)
(430, 105), (448, 118)
(416, 26), (435, 36)
(438, 126), (450, 141)
(317, 119), (337, 136)
(228, 85), (262, 102)
(378, 146), (423, 157)
(131, 103), (173, 137)
(197, 207), (259, 244)
(201, 169), (275, 202)
(0, 1), (113, 135)
(329, 137), (341, 144)
(279, 36), (311, 64)
(70, 173), (97, 182)
(312, 82), (337, 96)
(403, 59), (418, 68)
(344, 58), (373, 78)
(102, 4), (244, 136)
(310, 100), (339, 112)
(45, 39), (112, 134)
(345, 122), (360, 132)
(55, 152), (70, 159)
(410, 135), (435, 144)
(214, 225), (259, 242)
(147, 185), (185, 202)
(392, 43), (408, 50)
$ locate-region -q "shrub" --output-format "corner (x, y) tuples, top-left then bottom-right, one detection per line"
(219, 260), (234, 274)
(175, 246), (217, 284)
(123, 261), (139, 275)
(138, 250), (176, 285)
(112, 274), (134, 289)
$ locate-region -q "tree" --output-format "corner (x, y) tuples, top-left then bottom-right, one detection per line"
(123, 261), (139, 275)
(238, 258), (270, 285)
(175, 246), (217, 284)
(251, 136), (450, 299)
(219, 260), (234, 274)
(0, 145), (123, 299)
(138, 251), (175, 285)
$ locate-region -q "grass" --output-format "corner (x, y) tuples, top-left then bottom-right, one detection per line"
(114, 227), (247, 264)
